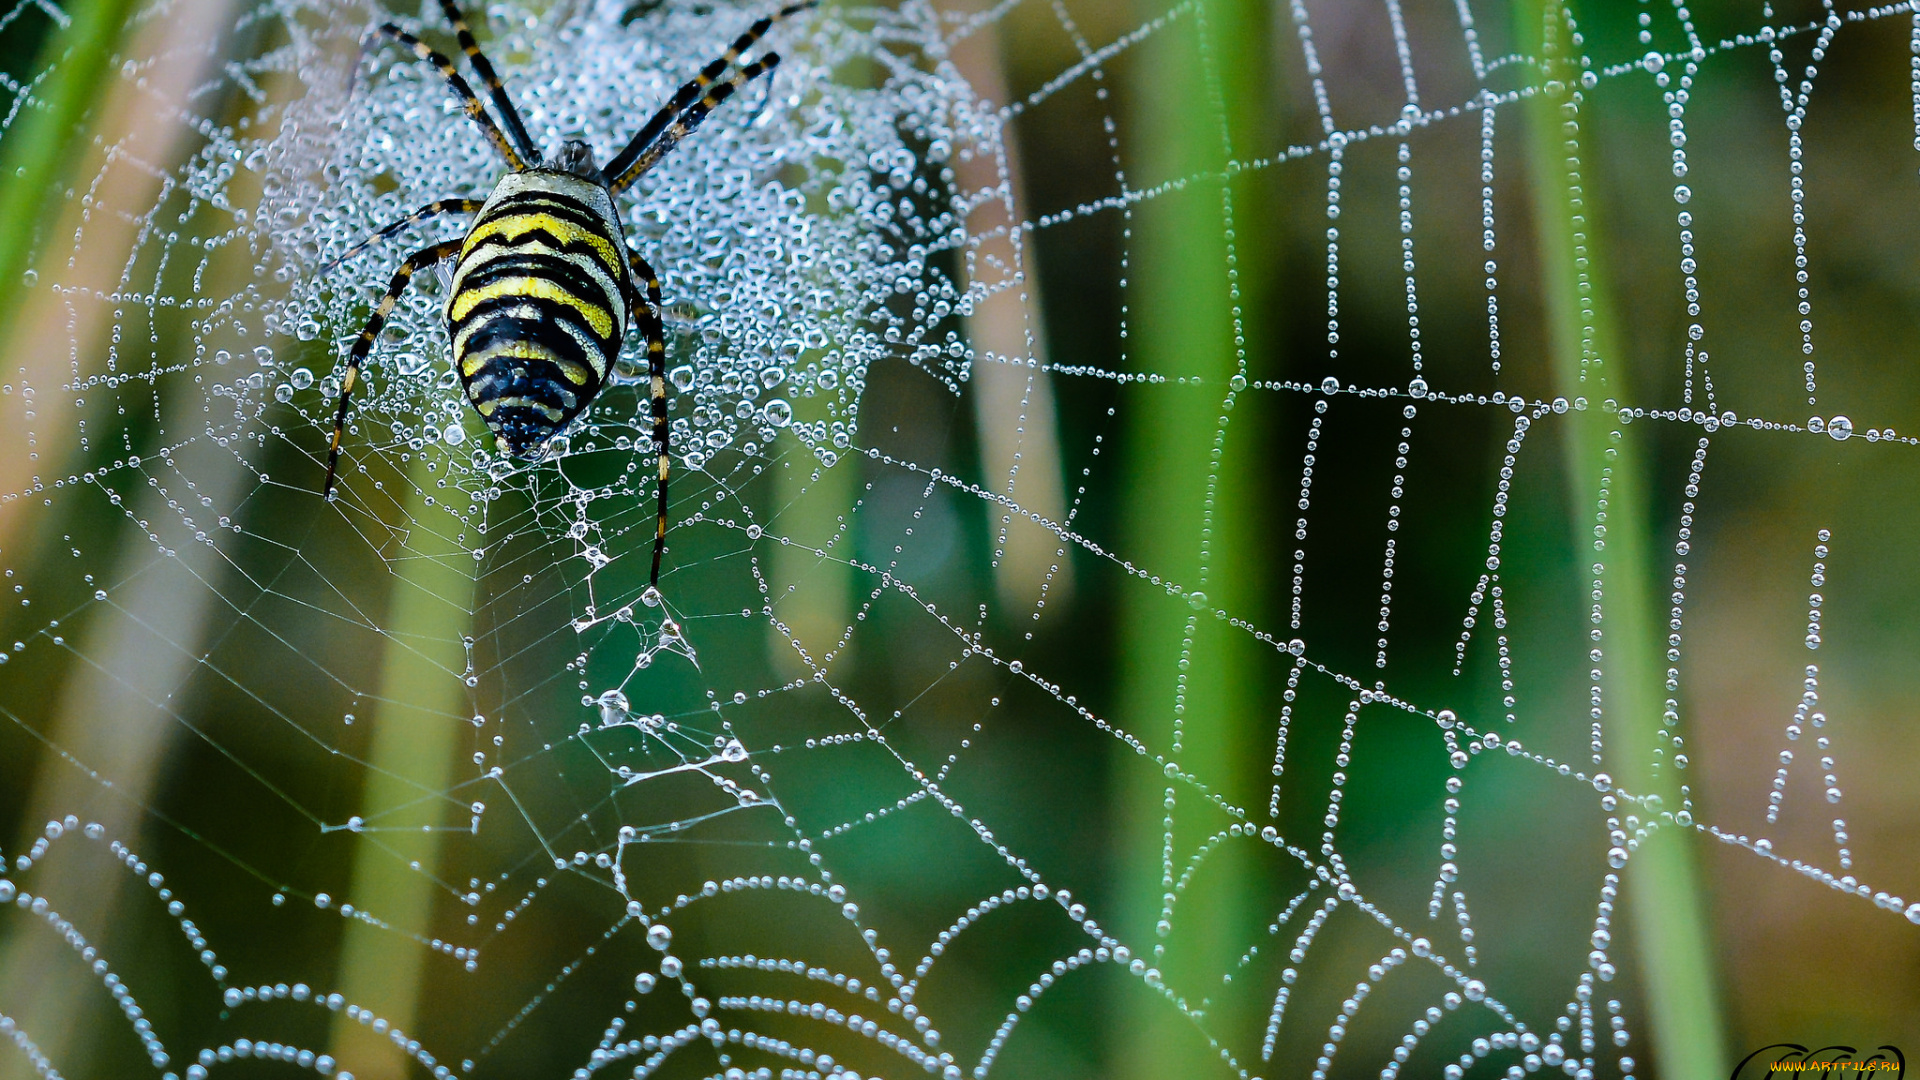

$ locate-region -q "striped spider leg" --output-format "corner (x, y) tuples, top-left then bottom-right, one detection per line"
(323, 238), (465, 495)
(600, 1), (815, 582)
(619, 249), (670, 585)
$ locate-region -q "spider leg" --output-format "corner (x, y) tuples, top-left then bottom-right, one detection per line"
(602, 0), (817, 188)
(625, 247), (671, 586)
(317, 198), (484, 278)
(372, 24), (529, 170)
(434, 0), (540, 164)
(322, 238), (465, 498)
(608, 53), (784, 195)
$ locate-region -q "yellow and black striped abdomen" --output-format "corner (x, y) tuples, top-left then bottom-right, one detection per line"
(450, 170), (631, 456)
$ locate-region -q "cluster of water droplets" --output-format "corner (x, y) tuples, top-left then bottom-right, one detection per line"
(0, 816), (495, 1080)
(229, 0), (987, 493)
(175, 0), (1012, 744)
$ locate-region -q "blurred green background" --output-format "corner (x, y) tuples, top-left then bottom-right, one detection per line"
(0, 0), (1918, 1078)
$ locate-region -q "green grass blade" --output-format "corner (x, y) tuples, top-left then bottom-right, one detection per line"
(1517, 2), (1728, 1075)
(1116, 0), (1270, 1071)
(0, 0), (139, 346)
(329, 456), (478, 1076)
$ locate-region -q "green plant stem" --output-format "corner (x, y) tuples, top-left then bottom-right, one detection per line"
(0, 0), (138, 349)
(330, 454), (477, 1079)
(766, 0), (859, 680)
(1116, 0), (1266, 1072)
(1517, 3), (1727, 1075)
(767, 424), (856, 679)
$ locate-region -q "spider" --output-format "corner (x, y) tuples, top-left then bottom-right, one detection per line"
(321, 0), (815, 587)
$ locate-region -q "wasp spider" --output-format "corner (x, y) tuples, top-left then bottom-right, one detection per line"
(322, 0), (814, 586)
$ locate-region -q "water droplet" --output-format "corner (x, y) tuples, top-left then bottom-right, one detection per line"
(764, 399), (792, 427)
(1409, 376), (1428, 399)
(647, 923), (672, 950)
(597, 689), (629, 725)
(1673, 184), (1692, 203)
(1827, 415), (1852, 441)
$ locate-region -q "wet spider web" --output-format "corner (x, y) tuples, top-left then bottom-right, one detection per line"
(1, 0), (1918, 1078)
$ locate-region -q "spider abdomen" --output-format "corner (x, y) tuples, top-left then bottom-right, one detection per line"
(449, 170), (631, 456)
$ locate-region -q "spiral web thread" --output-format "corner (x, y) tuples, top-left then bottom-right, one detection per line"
(0, 0), (1916, 1078)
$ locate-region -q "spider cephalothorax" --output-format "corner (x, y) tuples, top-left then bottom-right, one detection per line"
(321, 0), (815, 586)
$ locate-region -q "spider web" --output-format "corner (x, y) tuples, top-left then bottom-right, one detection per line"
(1, 0), (1918, 1078)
